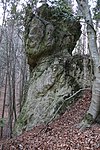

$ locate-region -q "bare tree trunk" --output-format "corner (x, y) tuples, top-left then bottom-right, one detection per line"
(6, 45), (13, 138)
(12, 52), (17, 123)
(82, 24), (87, 88)
(7, 67), (13, 138)
(19, 56), (27, 112)
(83, 57), (87, 88)
(19, 72), (22, 112)
(5, 23), (14, 137)
(0, 73), (7, 138)
(76, 0), (100, 130)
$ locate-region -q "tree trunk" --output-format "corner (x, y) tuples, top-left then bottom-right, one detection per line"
(0, 73), (7, 138)
(19, 56), (27, 112)
(12, 51), (17, 123)
(82, 24), (87, 88)
(7, 67), (13, 138)
(76, 0), (100, 129)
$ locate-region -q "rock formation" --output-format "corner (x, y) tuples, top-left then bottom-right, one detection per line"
(14, 4), (93, 135)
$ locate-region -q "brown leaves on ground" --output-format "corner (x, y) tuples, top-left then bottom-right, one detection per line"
(0, 90), (100, 150)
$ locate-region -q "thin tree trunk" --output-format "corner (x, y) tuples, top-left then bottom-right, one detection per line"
(6, 27), (14, 138)
(83, 57), (87, 88)
(76, 0), (100, 129)
(7, 68), (13, 138)
(19, 73), (22, 112)
(19, 57), (27, 112)
(0, 73), (7, 138)
(12, 59), (17, 123)
(11, 42), (17, 124)
(83, 24), (87, 88)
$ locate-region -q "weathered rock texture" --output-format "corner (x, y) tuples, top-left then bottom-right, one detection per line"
(15, 4), (93, 135)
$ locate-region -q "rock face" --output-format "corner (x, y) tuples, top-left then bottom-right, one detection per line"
(15, 4), (92, 135)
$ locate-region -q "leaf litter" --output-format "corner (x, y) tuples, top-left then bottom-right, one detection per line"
(0, 90), (100, 150)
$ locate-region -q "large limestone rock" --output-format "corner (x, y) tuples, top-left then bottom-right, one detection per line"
(15, 4), (92, 135)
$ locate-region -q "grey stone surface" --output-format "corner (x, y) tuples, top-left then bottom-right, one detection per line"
(14, 4), (92, 135)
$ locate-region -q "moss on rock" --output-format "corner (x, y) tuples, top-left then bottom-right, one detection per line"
(24, 4), (81, 68)
(84, 113), (94, 124)
(13, 105), (28, 135)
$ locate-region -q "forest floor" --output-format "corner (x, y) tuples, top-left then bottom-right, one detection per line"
(0, 90), (100, 150)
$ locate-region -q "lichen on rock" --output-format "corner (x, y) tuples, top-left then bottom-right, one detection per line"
(24, 4), (81, 70)
(14, 4), (93, 135)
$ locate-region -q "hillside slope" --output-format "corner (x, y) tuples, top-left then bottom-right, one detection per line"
(0, 90), (100, 150)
